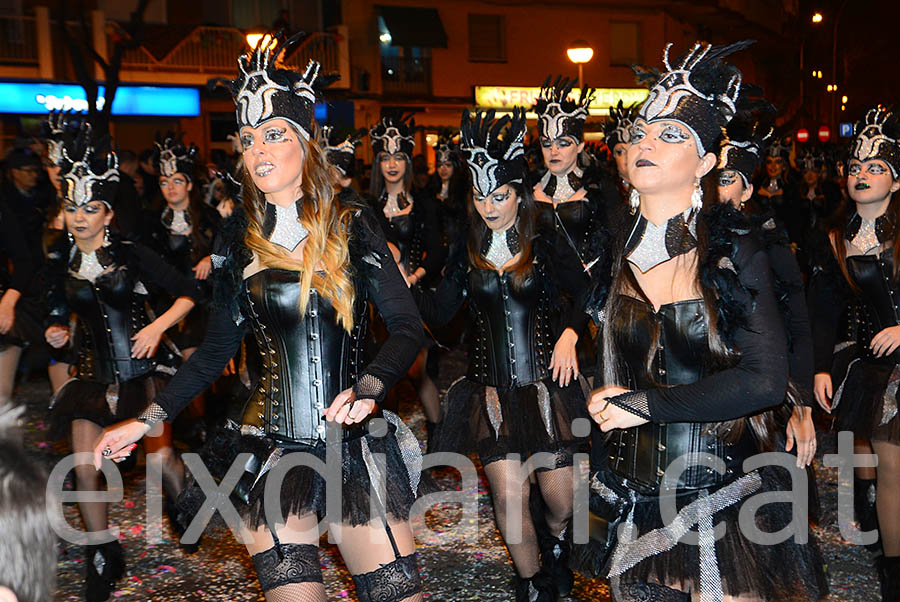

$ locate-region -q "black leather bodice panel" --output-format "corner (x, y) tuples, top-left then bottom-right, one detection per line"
(241, 269), (368, 445)
(847, 253), (900, 339)
(465, 268), (553, 387)
(66, 273), (155, 384)
(535, 201), (593, 263)
(605, 297), (758, 491)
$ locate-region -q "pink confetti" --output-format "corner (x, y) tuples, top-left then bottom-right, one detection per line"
(156, 565), (177, 573)
(129, 525), (143, 536)
(124, 500), (135, 508)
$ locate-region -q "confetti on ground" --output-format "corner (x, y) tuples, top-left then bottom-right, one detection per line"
(11, 346), (881, 600)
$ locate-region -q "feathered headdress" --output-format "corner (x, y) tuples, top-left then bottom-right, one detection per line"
(637, 40), (754, 155)
(851, 106), (900, 178)
(434, 128), (459, 165)
(153, 131), (199, 179)
(57, 124), (119, 208)
(533, 75), (593, 141)
(43, 110), (81, 167)
(605, 100), (637, 149)
(208, 31), (338, 140)
(370, 114), (416, 158)
(459, 108), (527, 197)
(718, 101), (775, 188)
(320, 126), (366, 177)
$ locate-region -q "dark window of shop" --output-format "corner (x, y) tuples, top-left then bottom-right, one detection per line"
(468, 14), (506, 63)
(609, 21), (641, 66)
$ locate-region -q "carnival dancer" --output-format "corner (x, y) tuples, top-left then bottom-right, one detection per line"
(415, 108), (590, 601)
(808, 106), (900, 600)
(321, 125), (366, 203)
(605, 100), (637, 200)
(368, 115), (445, 443)
(94, 35), (426, 602)
(584, 41), (827, 601)
(44, 124), (201, 601)
(532, 76), (619, 274)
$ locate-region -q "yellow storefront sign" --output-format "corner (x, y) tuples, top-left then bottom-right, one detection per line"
(474, 86), (648, 115)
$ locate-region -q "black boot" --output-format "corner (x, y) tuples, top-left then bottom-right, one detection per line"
(854, 477), (881, 556)
(540, 532), (574, 596)
(425, 420), (438, 455)
(165, 498), (200, 554)
(515, 570), (558, 602)
(880, 556), (900, 602)
(84, 540), (124, 602)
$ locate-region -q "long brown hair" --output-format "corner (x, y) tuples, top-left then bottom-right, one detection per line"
(465, 182), (536, 288)
(369, 152), (413, 199)
(827, 185), (900, 292)
(600, 174), (780, 448)
(241, 126), (357, 331)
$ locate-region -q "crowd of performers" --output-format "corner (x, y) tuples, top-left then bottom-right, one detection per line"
(1, 31), (899, 602)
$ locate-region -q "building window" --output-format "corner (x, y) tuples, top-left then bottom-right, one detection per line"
(468, 14), (506, 62)
(609, 21), (641, 66)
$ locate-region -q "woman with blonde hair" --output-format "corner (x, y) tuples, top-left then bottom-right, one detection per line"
(94, 34), (426, 602)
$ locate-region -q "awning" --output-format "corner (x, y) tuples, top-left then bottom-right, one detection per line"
(377, 5), (447, 48)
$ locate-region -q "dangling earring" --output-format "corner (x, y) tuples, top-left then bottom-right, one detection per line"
(67, 230), (74, 244)
(103, 224), (110, 246)
(691, 181), (703, 211)
(629, 187), (640, 212)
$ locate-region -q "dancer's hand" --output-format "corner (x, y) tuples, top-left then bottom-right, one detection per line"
(588, 386), (649, 431)
(45, 325), (70, 348)
(813, 372), (832, 412)
(193, 255), (212, 280)
(871, 325), (900, 357)
(131, 323), (165, 358)
(550, 328), (579, 387)
(93, 420), (148, 469)
(0, 294), (15, 334)
(785, 406), (816, 468)
(324, 388), (375, 425)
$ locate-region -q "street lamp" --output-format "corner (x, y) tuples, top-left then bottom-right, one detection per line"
(246, 32), (275, 49)
(567, 40), (594, 91)
(812, 12), (823, 23)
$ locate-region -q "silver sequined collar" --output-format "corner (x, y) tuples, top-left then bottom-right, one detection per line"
(846, 211), (892, 254)
(482, 226), (521, 268)
(71, 245), (114, 282)
(625, 208), (698, 273)
(263, 200), (309, 251)
(539, 167), (584, 201)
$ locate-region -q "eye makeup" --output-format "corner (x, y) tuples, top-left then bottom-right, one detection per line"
(264, 127), (288, 143)
(718, 171), (738, 187)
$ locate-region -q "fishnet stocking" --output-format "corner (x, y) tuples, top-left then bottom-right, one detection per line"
(263, 582), (326, 602)
(484, 459), (540, 578)
(71, 419), (108, 533)
(536, 465), (574, 538)
(872, 440), (900, 556)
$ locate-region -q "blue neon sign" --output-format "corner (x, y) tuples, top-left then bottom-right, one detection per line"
(0, 82), (200, 116)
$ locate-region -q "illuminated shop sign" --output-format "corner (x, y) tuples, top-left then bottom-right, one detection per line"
(474, 86), (648, 115)
(0, 82), (201, 116)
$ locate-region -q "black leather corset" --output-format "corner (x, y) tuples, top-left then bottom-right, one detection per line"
(536, 200), (593, 263)
(240, 269), (368, 445)
(66, 270), (155, 384)
(465, 268), (553, 387)
(847, 254), (900, 363)
(605, 297), (758, 492)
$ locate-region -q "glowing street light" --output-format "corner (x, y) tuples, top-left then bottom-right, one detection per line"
(812, 12), (823, 23)
(567, 39), (594, 91)
(841, 95), (848, 104)
(246, 33), (275, 49)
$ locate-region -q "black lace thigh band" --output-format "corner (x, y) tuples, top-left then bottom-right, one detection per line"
(352, 553), (422, 602)
(252, 543), (323, 591)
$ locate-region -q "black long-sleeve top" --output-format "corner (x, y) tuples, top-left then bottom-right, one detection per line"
(370, 190), (446, 288)
(0, 199), (37, 296)
(609, 233), (789, 424)
(151, 207), (424, 424)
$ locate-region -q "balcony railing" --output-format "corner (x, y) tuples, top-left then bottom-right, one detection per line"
(118, 27), (342, 77)
(381, 54), (431, 96)
(0, 15), (38, 65)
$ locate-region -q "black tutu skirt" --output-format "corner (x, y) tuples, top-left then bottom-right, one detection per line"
(175, 411), (425, 531)
(0, 292), (44, 351)
(831, 353), (900, 443)
(576, 466), (828, 601)
(48, 372), (170, 439)
(433, 376), (590, 468)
